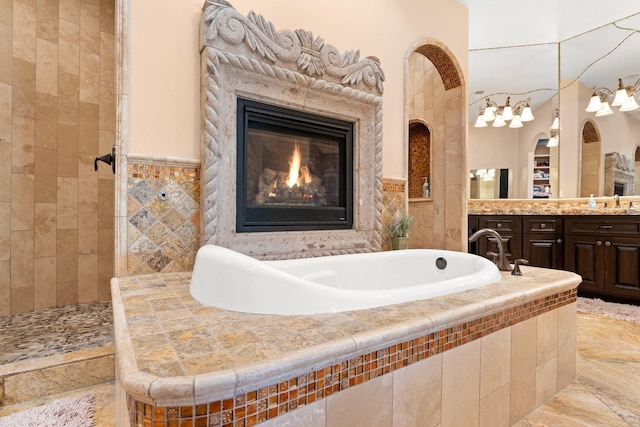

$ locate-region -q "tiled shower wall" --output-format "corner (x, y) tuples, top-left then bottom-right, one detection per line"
(127, 159), (200, 275)
(0, 0), (115, 315)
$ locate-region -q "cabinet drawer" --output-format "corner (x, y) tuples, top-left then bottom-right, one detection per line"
(478, 216), (522, 234)
(565, 217), (640, 235)
(524, 216), (562, 233)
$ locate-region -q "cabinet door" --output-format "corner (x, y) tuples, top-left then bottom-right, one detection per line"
(604, 236), (640, 301)
(523, 234), (563, 269)
(477, 233), (522, 262)
(564, 235), (605, 294)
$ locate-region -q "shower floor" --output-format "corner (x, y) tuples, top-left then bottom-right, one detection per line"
(0, 302), (113, 365)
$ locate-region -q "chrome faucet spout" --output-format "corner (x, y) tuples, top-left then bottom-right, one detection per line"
(468, 228), (513, 271)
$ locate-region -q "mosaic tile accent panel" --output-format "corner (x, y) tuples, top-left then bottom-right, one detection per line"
(127, 163), (200, 275)
(127, 287), (577, 426)
(382, 179), (406, 251)
(0, 302), (113, 365)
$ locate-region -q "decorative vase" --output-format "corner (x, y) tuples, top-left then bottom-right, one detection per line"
(392, 236), (410, 250)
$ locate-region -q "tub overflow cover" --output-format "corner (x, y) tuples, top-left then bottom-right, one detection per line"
(435, 257), (447, 270)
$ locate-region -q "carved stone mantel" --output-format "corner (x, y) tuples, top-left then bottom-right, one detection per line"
(200, 1), (384, 259)
(604, 152), (635, 196)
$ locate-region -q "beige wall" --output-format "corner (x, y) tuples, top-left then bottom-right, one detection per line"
(0, 0), (115, 315)
(129, 0), (469, 178)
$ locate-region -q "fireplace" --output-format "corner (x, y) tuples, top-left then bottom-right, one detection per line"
(236, 98), (353, 232)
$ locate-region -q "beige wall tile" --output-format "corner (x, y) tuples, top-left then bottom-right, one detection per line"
(58, 71), (79, 126)
(11, 115), (35, 174)
(99, 31), (114, 83)
(34, 147), (57, 202)
(0, 260), (9, 315)
(79, 101), (98, 153)
(34, 202), (56, 257)
(98, 177), (113, 229)
(0, 22), (11, 84)
(35, 92), (57, 149)
(536, 356), (558, 406)
(0, 201), (9, 261)
(79, 52), (99, 103)
(0, 83), (11, 143)
(557, 302), (577, 389)
(56, 280), (77, 305)
(57, 176), (78, 229)
(479, 383), (510, 427)
(11, 229), (33, 288)
(480, 326), (511, 399)
(0, 141), (10, 201)
(78, 253), (97, 302)
(98, 80), (115, 131)
(11, 173), (34, 230)
(35, 38), (58, 96)
(442, 339), (481, 426)
(326, 374), (393, 427)
(78, 201), (97, 254)
(98, 130), (114, 172)
(537, 309), (559, 366)
(97, 275), (110, 300)
(10, 284), (33, 313)
(259, 400), (325, 427)
(57, 124), (79, 177)
(79, 0), (99, 54)
(13, 58), (36, 119)
(33, 255), (55, 309)
(35, 0), (58, 43)
(78, 152), (98, 204)
(0, 0), (13, 26)
(59, 0), (80, 24)
(59, 19), (80, 75)
(13, 1), (36, 62)
(56, 228), (77, 283)
(393, 353), (442, 427)
(17, 0), (36, 8)
(97, 227), (112, 277)
(510, 317), (537, 424)
(99, 0), (114, 34)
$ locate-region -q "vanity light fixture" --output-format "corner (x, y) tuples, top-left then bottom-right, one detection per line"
(586, 77), (640, 115)
(474, 97), (535, 128)
(550, 109), (560, 130)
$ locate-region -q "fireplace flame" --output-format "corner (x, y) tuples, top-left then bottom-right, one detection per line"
(287, 144), (312, 187)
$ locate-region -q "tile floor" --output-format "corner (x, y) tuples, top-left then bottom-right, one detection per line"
(0, 309), (638, 426)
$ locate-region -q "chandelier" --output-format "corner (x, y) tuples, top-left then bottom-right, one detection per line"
(474, 97), (535, 128)
(585, 78), (640, 116)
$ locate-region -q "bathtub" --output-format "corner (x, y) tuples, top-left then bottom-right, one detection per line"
(189, 245), (501, 315)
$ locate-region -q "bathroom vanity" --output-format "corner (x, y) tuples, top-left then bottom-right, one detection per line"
(469, 197), (640, 303)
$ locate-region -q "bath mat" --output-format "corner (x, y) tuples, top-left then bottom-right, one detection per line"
(577, 297), (640, 324)
(0, 393), (95, 427)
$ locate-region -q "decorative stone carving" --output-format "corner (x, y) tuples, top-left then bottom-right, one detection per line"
(604, 152), (635, 196)
(200, 1), (384, 259)
(202, 0), (384, 95)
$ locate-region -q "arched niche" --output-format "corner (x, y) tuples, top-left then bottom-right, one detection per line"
(406, 40), (466, 251)
(408, 120), (431, 199)
(579, 120), (601, 197)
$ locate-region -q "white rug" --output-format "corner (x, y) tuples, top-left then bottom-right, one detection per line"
(577, 297), (640, 324)
(0, 393), (95, 427)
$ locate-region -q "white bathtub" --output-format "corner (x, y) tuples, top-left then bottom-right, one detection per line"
(189, 245), (501, 315)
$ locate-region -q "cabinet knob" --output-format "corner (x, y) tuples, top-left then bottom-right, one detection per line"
(496, 223), (502, 229)
(557, 239), (562, 244)
(540, 223), (546, 229)
(605, 241), (611, 247)
(597, 240), (603, 246)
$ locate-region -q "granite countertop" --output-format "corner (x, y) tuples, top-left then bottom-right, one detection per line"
(111, 267), (581, 404)
(468, 196), (640, 216)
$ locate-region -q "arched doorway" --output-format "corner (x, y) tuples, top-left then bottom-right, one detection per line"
(579, 120), (601, 197)
(406, 41), (465, 251)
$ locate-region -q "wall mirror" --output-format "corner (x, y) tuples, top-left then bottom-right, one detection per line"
(464, 1), (640, 199)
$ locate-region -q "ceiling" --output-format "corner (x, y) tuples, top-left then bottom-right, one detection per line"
(458, 0), (640, 119)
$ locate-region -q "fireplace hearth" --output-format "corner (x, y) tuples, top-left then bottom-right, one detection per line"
(237, 98), (353, 232)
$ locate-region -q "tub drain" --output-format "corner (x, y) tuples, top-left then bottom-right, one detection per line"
(435, 257), (447, 270)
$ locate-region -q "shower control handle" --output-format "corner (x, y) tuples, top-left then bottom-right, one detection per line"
(94, 145), (116, 174)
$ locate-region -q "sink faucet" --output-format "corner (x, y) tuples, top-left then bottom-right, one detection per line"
(614, 194), (620, 209)
(468, 228), (512, 272)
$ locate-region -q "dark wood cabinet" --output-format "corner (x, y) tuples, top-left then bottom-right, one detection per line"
(469, 214), (640, 303)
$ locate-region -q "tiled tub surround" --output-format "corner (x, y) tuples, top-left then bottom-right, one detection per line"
(127, 156), (200, 275)
(112, 268), (580, 426)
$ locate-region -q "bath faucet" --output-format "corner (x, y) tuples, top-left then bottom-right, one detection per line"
(468, 228), (512, 272)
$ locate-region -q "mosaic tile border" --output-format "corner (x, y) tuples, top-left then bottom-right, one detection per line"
(128, 163), (200, 183)
(382, 182), (405, 194)
(127, 288), (577, 426)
